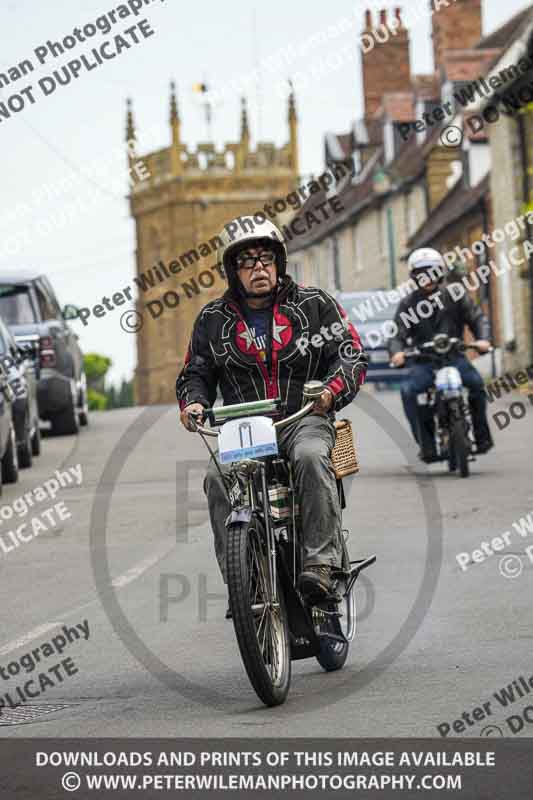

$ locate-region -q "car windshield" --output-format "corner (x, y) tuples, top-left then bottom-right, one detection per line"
(0, 284), (37, 325)
(345, 296), (395, 324)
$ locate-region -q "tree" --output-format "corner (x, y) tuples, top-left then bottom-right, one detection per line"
(117, 378), (134, 408)
(107, 384), (117, 409)
(84, 353), (112, 394)
(88, 389), (108, 411)
(83, 353), (134, 410)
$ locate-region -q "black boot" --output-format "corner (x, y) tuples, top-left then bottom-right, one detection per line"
(298, 566), (333, 599)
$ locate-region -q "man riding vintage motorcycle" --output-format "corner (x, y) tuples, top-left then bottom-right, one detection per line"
(389, 247), (494, 461)
(177, 218), (367, 601)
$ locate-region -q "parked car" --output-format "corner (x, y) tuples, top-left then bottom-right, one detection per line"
(0, 365), (18, 491)
(0, 271), (88, 435)
(336, 290), (408, 386)
(0, 315), (41, 467)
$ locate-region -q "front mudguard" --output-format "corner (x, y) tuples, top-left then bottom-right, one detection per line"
(225, 506), (253, 527)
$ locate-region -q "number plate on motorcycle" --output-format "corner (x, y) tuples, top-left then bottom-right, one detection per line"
(218, 416), (278, 464)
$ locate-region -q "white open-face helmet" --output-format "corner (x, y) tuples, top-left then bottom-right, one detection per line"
(408, 247), (445, 277)
(217, 216), (287, 293)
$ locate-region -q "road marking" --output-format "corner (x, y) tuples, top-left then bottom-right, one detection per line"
(0, 622), (63, 657)
(0, 530), (195, 654)
(111, 543), (175, 589)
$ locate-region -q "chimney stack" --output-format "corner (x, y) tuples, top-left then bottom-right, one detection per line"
(431, 0), (482, 73)
(361, 7), (411, 120)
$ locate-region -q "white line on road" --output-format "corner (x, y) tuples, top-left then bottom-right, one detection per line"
(0, 539), (181, 656)
(111, 543), (175, 589)
(0, 622), (63, 657)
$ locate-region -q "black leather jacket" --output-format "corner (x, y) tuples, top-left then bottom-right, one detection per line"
(389, 283), (490, 356)
(176, 275), (368, 417)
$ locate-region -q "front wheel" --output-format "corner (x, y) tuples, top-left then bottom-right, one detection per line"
(450, 418), (469, 478)
(226, 518), (291, 707)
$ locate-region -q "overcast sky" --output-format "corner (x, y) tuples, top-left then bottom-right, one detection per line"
(0, 0), (530, 384)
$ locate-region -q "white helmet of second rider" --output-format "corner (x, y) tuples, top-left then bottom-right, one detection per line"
(408, 247), (446, 280)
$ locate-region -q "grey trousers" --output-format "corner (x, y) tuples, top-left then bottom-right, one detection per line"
(203, 414), (342, 582)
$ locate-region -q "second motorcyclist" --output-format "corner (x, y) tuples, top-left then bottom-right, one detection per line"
(389, 247), (493, 460)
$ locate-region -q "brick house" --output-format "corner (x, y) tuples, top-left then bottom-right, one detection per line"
(478, 10), (533, 370)
(288, 1), (533, 371)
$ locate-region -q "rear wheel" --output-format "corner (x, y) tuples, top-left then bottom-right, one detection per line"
(2, 424), (19, 484)
(450, 418), (469, 478)
(226, 518), (291, 707)
(51, 383), (79, 436)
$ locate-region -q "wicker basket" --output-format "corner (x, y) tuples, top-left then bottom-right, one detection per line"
(331, 419), (360, 478)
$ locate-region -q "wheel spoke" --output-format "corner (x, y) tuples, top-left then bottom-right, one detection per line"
(243, 527), (286, 687)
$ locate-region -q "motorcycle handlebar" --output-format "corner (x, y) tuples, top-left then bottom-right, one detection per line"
(390, 340), (493, 367)
(188, 400), (316, 438)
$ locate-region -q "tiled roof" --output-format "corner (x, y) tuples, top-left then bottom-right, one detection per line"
(390, 135), (427, 182)
(354, 118), (383, 147)
(292, 6), (528, 258)
(288, 116), (451, 254)
(476, 6), (533, 51)
(325, 131), (355, 161)
(287, 166), (380, 253)
(407, 174), (490, 250)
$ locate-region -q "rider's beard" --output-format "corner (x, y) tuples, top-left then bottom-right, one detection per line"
(416, 279), (438, 295)
(240, 275), (276, 300)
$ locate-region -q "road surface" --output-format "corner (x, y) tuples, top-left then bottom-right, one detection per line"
(0, 389), (531, 738)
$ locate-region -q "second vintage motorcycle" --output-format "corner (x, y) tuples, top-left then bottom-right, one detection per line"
(400, 333), (492, 478)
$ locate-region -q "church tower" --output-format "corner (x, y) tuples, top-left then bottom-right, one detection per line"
(127, 86), (299, 405)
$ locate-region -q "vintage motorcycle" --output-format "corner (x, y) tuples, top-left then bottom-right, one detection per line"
(190, 380), (375, 707)
(402, 334), (492, 478)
